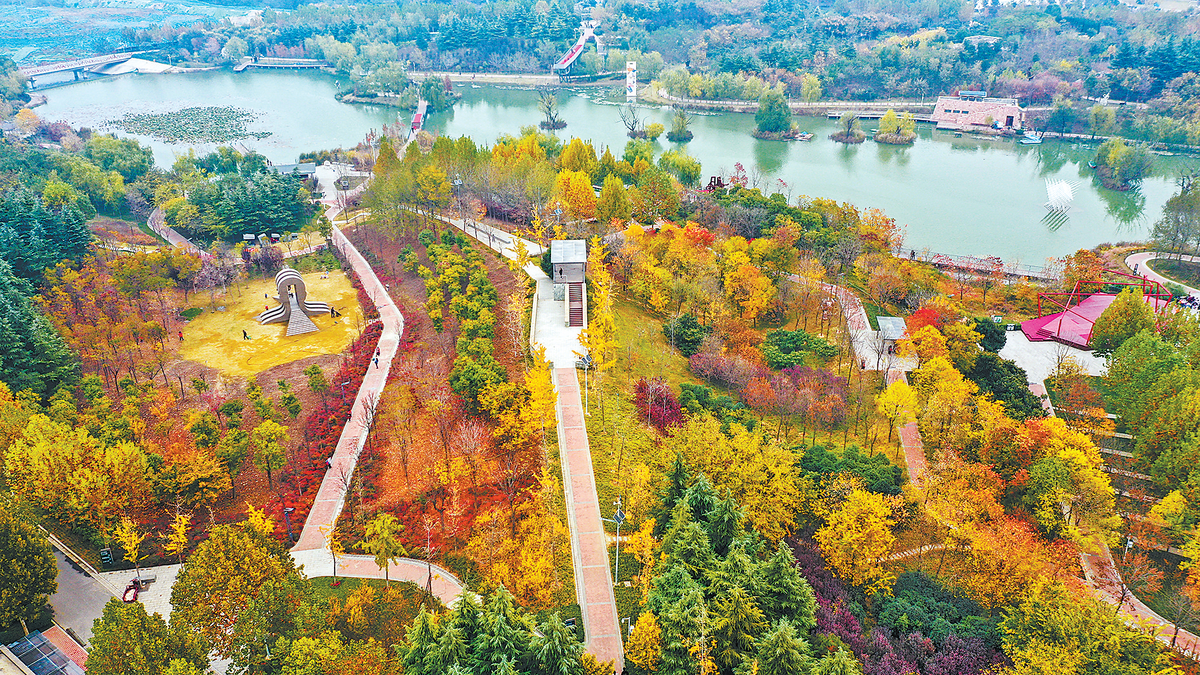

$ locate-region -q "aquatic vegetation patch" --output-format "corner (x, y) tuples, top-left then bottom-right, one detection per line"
(108, 106), (272, 144)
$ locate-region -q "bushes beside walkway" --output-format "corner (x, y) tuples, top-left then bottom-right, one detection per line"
(265, 321), (383, 543)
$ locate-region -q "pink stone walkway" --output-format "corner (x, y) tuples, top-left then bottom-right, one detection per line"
(293, 224), (404, 552)
(554, 367), (624, 670)
(1081, 539), (1200, 656)
(299, 553), (465, 604)
(886, 369), (927, 488)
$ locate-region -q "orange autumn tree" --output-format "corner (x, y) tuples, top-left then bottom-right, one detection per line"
(464, 483), (569, 610)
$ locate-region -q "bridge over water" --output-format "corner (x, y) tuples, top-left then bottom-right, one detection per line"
(19, 52), (144, 81)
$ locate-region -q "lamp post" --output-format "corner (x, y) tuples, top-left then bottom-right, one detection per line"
(283, 506), (296, 542)
(601, 496), (625, 585)
(339, 379), (352, 401)
(453, 173), (467, 235)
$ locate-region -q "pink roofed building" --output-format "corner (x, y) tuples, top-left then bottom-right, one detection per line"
(930, 91), (1026, 132)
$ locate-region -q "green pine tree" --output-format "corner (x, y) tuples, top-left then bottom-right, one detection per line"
(705, 493), (745, 557)
(435, 624), (469, 671)
(653, 455), (691, 536)
(402, 606), (442, 675)
(531, 614), (585, 675)
(756, 618), (812, 675)
(684, 473), (718, 525)
(712, 586), (767, 673)
(660, 501), (716, 578)
(813, 647), (862, 675)
(754, 546), (818, 629)
(660, 587), (708, 675)
(0, 261), (79, 398)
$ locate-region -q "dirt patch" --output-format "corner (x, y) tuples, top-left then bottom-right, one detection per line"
(178, 270), (366, 378)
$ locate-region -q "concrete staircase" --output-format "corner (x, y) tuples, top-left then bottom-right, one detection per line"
(568, 282), (584, 327)
(286, 297), (319, 336)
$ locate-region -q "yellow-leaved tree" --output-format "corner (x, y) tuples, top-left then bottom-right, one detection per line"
(626, 612), (664, 673)
(526, 345), (558, 441)
(553, 169), (597, 221)
(5, 414), (150, 533)
(170, 522), (298, 657)
(626, 519), (658, 601)
(910, 356), (979, 449)
(577, 237), (618, 414)
(875, 378), (917, 443)
(162, 512), (192, 564)
(114, 516), (147, 579)
(464, 484), (569, 610)
(666, 415), (800, 542)
(814, 489), (897, 595)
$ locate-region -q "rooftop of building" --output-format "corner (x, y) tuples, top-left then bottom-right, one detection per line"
(550, 239), (587, 265)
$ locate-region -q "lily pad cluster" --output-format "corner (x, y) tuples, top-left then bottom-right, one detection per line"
(108, 106), (272, 144)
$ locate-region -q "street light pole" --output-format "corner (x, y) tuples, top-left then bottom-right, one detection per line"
(602, 496), (625, 586)
(283, 506), (296, 542)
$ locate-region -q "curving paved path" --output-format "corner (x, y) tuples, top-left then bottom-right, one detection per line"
(291, 222), (404, 552)
(1079, 539), (1200, 653)
(289, 187), (467, 605)
(1125, 251), (1200, 297)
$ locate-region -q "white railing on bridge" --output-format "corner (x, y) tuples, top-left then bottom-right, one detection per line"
(19, 52), (140, 77)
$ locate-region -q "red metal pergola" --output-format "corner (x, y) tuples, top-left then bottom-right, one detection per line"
(1028, 270), (1174, 348)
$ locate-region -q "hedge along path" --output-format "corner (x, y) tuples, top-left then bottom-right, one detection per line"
(441, 214), (626, 671)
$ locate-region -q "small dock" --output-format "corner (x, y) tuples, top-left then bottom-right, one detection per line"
(827, 111), (933, 123)
(234, 58), (330, 72)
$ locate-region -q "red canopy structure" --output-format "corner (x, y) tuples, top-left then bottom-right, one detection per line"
(1021, 271), (1173, 349)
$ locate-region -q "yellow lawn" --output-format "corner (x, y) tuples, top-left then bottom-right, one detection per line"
(179, 269), (365, 378)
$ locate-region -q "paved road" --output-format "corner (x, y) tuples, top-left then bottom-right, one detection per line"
(1126, 251), (1200, 297)
(48, 551), (115, 645)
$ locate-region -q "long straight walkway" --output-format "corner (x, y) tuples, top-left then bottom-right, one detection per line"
(886, 369), (927, 488)
(444, 215), (624, 670)
(554, 368), (624, 667)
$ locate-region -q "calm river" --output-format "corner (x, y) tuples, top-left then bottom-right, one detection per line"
(36, 68), (1196, 263)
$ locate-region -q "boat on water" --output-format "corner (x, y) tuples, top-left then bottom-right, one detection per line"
(1020, 131), (1042, 145)
(796, 132), (814, 141)
(1087, 160), (1097, 169)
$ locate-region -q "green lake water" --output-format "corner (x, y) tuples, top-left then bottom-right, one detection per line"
(36, 68), (1198, 263)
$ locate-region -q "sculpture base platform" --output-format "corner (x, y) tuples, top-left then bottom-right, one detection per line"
(286, 298), (319, 336)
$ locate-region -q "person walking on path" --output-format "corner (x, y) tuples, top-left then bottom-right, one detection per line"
(373, 355), (379, 368)
(243, 329), (250, 340)
(178, 330), (183, 342)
